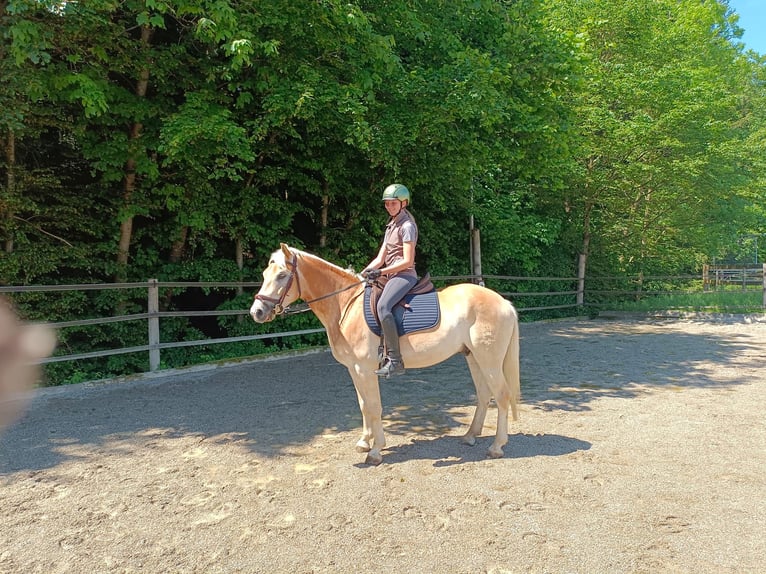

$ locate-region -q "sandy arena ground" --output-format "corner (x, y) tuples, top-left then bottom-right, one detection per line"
(1, 317), (765, 574)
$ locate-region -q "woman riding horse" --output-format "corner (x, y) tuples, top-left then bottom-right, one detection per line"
(362, 183), (418, 377)
(250, 243), (521, 465)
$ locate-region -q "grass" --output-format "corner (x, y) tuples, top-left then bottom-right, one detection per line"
(602, 288), (765, 314)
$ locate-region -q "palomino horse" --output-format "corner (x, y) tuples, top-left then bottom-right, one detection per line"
(250, 244), (520, 465)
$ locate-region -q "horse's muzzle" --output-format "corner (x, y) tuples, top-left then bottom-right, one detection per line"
(249, 301), (275, 323)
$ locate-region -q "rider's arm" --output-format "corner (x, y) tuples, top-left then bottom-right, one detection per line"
(364, 242), (387, 272)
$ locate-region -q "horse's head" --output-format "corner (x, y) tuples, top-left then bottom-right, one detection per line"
(250, 243), (301, 323)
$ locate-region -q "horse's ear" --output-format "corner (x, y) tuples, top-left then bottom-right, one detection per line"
(280, 243), (291, 258)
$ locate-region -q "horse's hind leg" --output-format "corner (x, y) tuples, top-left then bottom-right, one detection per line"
(469, 353), (511, 458)
(462, 353), (492, 447)
(484, 364), (511, 458)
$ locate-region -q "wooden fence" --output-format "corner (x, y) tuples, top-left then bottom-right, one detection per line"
(703, 265), (766, 292)
(2, 265), (764, 374)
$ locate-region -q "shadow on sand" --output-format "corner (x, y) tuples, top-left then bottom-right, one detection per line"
(1, 318), (759, 473)
(371, 432), (591, 468)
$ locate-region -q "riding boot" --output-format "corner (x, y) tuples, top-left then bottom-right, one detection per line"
(377, 337), (385, 368)
(374, 316), (405, 377)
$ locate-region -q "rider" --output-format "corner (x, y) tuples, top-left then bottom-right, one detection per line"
(362, 183), (418, 377)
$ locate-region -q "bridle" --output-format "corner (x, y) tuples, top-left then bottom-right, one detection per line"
(252, 252), (300, 316)
(253, 252), (366, 317)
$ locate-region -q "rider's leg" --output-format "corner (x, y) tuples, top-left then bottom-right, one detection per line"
(375, 315), (404, 376)
(374, 275), (416, 377)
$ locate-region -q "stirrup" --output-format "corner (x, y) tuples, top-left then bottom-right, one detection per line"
(377, 344), (385, 368)
(374, 357), (405, 378)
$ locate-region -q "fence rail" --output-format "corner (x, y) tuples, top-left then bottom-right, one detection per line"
(3, 265), (764, 376)
(703, 265), (765, 289)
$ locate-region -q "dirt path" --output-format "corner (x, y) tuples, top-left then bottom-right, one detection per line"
(1, 317), (764, 574)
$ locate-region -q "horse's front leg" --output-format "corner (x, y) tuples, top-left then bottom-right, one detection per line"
(349, 369), (386, 465)
(353, 388), (373, 453)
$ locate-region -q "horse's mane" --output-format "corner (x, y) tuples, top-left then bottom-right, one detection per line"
(272, 246), (360, 282)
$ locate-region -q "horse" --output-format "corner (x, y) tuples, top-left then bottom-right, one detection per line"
(250, 243), (520, 465)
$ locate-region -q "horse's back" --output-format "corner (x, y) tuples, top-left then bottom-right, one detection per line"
(438, 283), (516, 320)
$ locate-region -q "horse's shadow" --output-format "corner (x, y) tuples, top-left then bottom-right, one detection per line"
(364, 432), (591, 467)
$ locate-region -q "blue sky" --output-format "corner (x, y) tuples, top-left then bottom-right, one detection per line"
(727, 0), (766, 54)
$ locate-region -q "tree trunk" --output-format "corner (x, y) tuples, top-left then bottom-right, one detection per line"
(577, 158), (596, 307)
(577, 202), (592, 307)
(235, 236), (244, 296)
(0, 1), (7, 254)
(635, 186), (652, 300)
(160, 225), (189, 310)
(114, 25), (153, 282)
(320, 181), (329, 248)
(168, 225), (189, 264)
(3, 129), (14, 254)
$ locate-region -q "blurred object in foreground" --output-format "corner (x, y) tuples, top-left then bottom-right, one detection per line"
(0, 297), (57, 430)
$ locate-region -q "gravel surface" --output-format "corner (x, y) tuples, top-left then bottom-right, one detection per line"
(1, 317), (764, 574)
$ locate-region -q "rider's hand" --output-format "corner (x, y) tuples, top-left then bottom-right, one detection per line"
(362, 268), (381, 280)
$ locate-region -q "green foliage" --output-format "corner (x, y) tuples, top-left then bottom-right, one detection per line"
(158, 92), (255, 180)
(600, 289), (764, 315)
(546, 0), (763, 276)
(1, 0), (764, 383)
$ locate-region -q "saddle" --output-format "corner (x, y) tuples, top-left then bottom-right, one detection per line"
(363, 273), (441, 337)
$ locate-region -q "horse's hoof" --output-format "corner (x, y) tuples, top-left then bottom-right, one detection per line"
(365, 451), (383, 466)
(355, 440), (371, 453)
(461, 434), (477, 446)
(487, 447), (505, 459)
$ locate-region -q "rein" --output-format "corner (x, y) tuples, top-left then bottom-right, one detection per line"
(283, 280), (365, 315)
(254, 252), (366, 316)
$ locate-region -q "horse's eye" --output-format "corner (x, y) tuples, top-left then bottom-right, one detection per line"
(276, 271), (288, 281)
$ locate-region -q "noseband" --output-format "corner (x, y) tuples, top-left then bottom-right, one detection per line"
(253, 253), (301, 316)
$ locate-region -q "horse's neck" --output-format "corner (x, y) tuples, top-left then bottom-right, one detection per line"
(298, 254), (356, 325)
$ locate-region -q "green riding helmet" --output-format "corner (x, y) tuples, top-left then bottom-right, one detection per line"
(381, 183), (411, 204)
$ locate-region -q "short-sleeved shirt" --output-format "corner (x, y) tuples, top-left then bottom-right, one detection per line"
(383, 209), (418, 279)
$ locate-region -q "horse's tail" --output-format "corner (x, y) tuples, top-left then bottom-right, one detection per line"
(503, 301), (521, 421)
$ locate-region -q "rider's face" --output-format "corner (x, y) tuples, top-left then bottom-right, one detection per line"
(384, 199), (402, 216)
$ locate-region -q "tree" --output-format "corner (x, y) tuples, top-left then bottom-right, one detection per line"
(546, 0), (760, 282)
(355, 0), (577, 274)
(1, 0), (111, 283)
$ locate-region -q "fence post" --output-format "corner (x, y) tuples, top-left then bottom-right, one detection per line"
(763, 264), (766, 310)
(702, 264), (709, 292)
(576, 253), (586, 307)
(148, 279), (160, 371)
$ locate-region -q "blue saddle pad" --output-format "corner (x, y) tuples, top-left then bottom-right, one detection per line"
(363, 286), (440, 336)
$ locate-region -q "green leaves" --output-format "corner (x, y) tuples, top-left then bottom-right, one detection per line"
(2, 0), (765, 383)
(2, 0), (764, 289)
(159, 92), (254, 179)
(546, 0), (764, 274)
